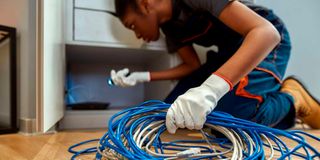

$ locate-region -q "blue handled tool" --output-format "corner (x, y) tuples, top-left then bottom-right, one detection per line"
(107, 78), (115, 86)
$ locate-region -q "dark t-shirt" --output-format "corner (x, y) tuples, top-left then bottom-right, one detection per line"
(160, 0), (258, 53)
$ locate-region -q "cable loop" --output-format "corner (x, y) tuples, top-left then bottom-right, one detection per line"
(69, 100), (320, 160)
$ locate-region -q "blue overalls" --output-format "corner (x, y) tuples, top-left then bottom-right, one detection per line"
(162, 2), (295, 129)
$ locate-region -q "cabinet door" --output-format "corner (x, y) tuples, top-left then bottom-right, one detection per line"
(37, 0), (65, 132)
(74, 8), (143, 48)
(66, 0), (166, 50)
(75, 0), (114, 11)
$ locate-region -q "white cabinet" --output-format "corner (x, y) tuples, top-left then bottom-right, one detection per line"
(65, 0), (166, 50)
(60, 0), (176, 130)
(35, 0), (66, 133)
(75, 0), (113, 11)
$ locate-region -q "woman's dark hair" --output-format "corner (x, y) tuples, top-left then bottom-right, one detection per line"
(115, 0), (139, 19)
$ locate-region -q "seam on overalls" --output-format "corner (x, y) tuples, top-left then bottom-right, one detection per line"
(272, 23), (285, 67)
(254, 67), (282, 84)
(235, 76), (264, 103)
(181, 22), (213, 43)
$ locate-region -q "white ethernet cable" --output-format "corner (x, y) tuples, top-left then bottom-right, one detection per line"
(68, 100), (320, 160)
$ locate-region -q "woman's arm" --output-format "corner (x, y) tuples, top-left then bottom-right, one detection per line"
(216, 1), (281, 85)
(150, 45), (201, 80)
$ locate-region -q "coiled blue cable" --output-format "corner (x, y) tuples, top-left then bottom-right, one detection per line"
(69, 100), (320, 159)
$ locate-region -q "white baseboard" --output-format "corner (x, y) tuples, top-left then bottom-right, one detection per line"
(58, 110), (120, 130)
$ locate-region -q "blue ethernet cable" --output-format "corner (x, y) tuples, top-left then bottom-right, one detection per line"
(69, 100), (320, 160)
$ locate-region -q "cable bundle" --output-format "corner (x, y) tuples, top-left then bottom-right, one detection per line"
(69, 100), (320, 160)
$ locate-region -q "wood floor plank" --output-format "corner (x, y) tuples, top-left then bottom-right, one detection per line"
(0, 133), (51, 160)
(0, 129), (319, 159)
(0, 145), (28, 160)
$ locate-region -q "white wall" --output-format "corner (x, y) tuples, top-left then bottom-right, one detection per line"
(0, 0), (37, 121)
(256, 0), (320, 98)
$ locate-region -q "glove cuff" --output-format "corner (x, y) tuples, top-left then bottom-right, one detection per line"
(213, 72), (233, 91)
(202, 74), (231, 100)
(135, 72), (151, 82)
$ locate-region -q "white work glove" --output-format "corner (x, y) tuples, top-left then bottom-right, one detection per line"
(166, 73), (232, 134)
(110, 68), (150, 87)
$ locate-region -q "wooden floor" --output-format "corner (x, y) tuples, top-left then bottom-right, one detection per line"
(0, 129), (319, 160)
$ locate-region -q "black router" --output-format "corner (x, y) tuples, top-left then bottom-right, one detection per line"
(67, 102), (110, 110)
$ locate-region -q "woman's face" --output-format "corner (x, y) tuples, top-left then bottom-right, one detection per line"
(121, 6), (160, 42)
